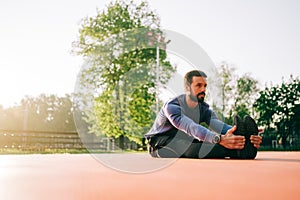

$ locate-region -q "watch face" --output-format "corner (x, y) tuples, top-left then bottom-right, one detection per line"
(213, 134), (220, 143)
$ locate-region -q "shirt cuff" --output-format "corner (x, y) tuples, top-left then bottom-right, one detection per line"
(204, 130), (215, 144)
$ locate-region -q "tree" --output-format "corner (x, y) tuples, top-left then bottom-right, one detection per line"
(213, 62), (258, 124)
(0, 94), (76, 132)
(254, 75), (300, 148)
(232, 73), (259, 118)
(254, 85), (279, 129)
(72, 0), (174, 149)
(212, 62), (236, 123)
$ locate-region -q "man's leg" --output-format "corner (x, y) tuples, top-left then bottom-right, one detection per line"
(147, 132), (180, 158)
(147, 131), (231, 159)
(197, 142), (232, 158)
(147, 131), (195, 158)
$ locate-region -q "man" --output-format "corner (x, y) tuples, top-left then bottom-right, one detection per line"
(145, 70), (262, 159)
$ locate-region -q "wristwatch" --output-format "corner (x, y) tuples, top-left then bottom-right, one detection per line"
(212, 134), (221, 144)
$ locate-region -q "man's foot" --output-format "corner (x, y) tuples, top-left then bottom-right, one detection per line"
(244, 115), (259, 159)
(233, 115), (248, 159)
(234, 115), (246, 136)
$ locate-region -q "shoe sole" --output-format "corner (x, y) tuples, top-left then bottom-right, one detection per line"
(234, 115), (246, 136)
(233, 115), (248, 159)
(244, 115), (259, 159)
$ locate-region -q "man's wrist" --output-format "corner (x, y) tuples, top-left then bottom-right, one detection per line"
(212, 133), (221, 144)
(219, 135), (225, 146)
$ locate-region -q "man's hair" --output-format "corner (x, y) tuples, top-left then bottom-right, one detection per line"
(184, 70), (207, 87)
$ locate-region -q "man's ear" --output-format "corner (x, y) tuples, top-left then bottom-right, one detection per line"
(185, 84), (190, 93)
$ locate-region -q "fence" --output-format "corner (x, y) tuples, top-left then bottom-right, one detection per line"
(0, 129), (115, 152)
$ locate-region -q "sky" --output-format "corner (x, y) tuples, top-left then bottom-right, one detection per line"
(0, 0), (299, 108)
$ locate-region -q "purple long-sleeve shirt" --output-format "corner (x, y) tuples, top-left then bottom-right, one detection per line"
(145, 94), (232, 144)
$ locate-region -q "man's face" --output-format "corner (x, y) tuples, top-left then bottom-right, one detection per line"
(187, 76), (207, 103)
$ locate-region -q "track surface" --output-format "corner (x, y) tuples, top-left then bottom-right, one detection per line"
(1, 152), (300, 200)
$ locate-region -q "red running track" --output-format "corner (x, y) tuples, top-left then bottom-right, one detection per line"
(0, 152), (300, 200)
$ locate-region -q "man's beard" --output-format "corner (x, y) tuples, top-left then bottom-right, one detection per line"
(190, 92), (205, 103)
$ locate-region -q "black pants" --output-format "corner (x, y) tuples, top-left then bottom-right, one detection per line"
(147, 131), (235, 159)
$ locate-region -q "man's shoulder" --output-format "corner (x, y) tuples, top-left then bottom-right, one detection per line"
(166, 94), (185, 105)
(162, 95), (186, 113)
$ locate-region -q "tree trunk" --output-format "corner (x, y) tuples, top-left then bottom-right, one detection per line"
(119, 134), (124, 150)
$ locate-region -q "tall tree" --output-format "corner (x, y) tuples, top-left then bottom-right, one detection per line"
(72, 0), (174, 148)
(214, 62), (237, 123)
(233, 73), (259, 118)
(212, 62), (259, 124)
(254, 75), (300, 148)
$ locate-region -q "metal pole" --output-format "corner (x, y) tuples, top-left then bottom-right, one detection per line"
(23, 103), (28, 131)
(22, 102), (29, 147)
(156, 43), (160, 114)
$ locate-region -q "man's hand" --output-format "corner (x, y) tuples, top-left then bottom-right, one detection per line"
(219, 126), (245, 149)
(250, 128), (263, 148)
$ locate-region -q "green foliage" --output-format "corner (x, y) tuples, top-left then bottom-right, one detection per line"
(72, 0), (160, 57)
(254, 86), (279, 128)
(95, 89), (125, 139)
(254, 75), (300, 148)
(128, 82), (155, 126)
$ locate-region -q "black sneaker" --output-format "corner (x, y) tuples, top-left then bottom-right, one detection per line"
(234, 115), (246, 136)
(233, 115), (248, 159)
(244, 115), (259, 159)
(148, 144), (159, 158)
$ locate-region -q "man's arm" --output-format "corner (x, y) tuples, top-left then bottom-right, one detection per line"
(164, 102), (215, 143)
(201, 107), (232, 134)
(164, 100), (246, 149)
(208, 118), (232, 135)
